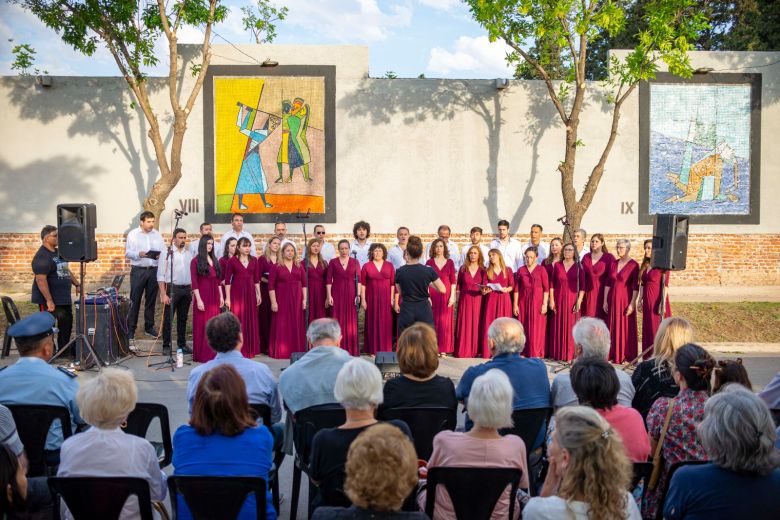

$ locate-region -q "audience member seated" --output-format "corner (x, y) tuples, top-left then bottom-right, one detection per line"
(0, 444), (26, 518)
(643, 343), (713, 519)
(187, 313), (283, 447)
(524, 406), (640, 519)
(419, 369), (528, 520)
(712, 358), (753, 393)
(759, 369), (780, 412)
(551, 318), (634, 410)
(570, 358), (650, 462)
(57, 368), (166, 520)
(173, 364), (276, 520)
(456, 317), (549, 444)
(379, 323), (457, 412)
(664, 385), (780, 520)
(313, 424), (427, 519)
(0, 404), (53, 519)
(309, 358), (412, 510)
(631, 317), (693, 419)
(0, 312), (84, 452)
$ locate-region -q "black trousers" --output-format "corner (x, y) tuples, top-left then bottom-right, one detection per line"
(128, 265), (159, 337)
(398, 300), (434, 335)
(39, 304), (73, 353)
(162, 284), (192, 350)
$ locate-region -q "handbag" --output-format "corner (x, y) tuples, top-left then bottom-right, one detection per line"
(648, 397), (676, 490)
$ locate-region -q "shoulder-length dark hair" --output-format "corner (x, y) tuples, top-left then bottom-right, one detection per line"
(222, 237), (237, 259)
(429, 238), (449, 260)
(197, 234), (221, 278)
(236, 237), (252, 259)
(368, 242), (387, 260)
(190, 364), (256, 436)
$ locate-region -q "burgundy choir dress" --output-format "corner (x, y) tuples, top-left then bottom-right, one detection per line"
(327, 257), (360, 355)
(606, 259), (640, 363)
(224, 256), (260, 358)
(218, 256), (231, 299)
(641, 267), (672, 351)
(480, 268), (515, 359)
(581, 252), (615, 321)
(190, 258), (221, 363)
(543, 261), (558, 357)
(515, 265), (549, 358)
(549, 261), (585, 361)
(426, 258), (457, 354)
(256, 256), (276, 355)
(360, 260), (395, 355)
(305, 259), (328, 323)
(268, 262), (307, 359)
(454, 266), (485, 358)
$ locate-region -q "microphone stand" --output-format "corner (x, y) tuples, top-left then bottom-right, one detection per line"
(296, 210), (311, 327)
(352, 251), (361, 347)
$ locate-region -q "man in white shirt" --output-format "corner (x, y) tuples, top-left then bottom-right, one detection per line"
(489, 219), (524, 270)
(519, 224), (549, 266)
(314, 224), (336, 262)
(274, 221), (296, 251)
(350, 220), (373, 267)
(425, 224), (461, 269)
(157, 228), (193, 355)
(387, 226), (410, 269)
(220, 213), (257, 256)
(573, 228), (590, 259)
(125, 211), (165, 340)
(189, 222), (222, 258)
(461, 226), (490, 266)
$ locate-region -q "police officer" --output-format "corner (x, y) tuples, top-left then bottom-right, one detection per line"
(0, 312), (84, 454)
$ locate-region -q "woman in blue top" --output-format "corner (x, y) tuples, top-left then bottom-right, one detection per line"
(173, 364), (276, 520)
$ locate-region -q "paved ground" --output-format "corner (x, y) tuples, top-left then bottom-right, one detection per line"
(2, 341), (778, 519)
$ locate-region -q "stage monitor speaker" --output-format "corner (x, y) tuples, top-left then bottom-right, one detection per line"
(75, 299), (129, 364)
(651, 214), (689, 271)
(57, 203), (97, 262)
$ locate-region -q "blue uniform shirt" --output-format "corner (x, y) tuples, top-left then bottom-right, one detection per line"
(0, 357), (82, 449)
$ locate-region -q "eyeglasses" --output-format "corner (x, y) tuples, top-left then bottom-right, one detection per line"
(315, 231), (326, 235)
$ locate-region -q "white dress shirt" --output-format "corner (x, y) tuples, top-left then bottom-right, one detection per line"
(387, 244), (407, 270)
(425, 241), (462, 269)
(189, 238), (222, 258)
(461, 243), (491, 267)
(350, 240), (373, 267)
(320, 241), (337, 263)
(518, 240), (550, 266)
(576, 245), (590, 259)
(489, 237), (525, 270)
(220, 230), (257, 256)
(57, 427), (167, 520)
(157, 246), (193, 285)
(125, 227), (165, 267)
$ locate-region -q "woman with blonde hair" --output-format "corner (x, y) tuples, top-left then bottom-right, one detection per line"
(454, 245), (486, 358)
(306, 237), (328, 323)
(524, 406), (639, 520)
(631, 316), (694, 419)
(603, 239), (639, 363)
(268, 241), (308, 358)
(257, 235), (281, 354)
(57, 368), (166, 519)
(480, 249), (515, 358)
(313, 424), (427, 519)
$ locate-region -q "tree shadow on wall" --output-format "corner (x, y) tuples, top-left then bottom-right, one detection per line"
(339, 78), (558, 233)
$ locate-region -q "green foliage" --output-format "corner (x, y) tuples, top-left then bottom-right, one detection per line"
(10, 43), (40, 76)
(384, 71), (398, 79)
(240, 0), (288, 44)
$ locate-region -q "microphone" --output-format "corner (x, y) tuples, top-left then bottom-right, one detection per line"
(556, 215), (567, 223)
(174, 208), (188, 216)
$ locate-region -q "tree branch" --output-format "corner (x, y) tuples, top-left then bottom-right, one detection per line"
(183, 0), (217, 115)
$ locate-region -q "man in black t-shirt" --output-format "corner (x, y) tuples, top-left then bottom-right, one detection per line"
(31, 225), (78, 354)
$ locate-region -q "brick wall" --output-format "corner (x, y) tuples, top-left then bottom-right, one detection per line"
(1, 232), (777, 291)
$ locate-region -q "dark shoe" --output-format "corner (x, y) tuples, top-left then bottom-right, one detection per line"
(162, 346), (172, 356)
(180, 346), (193, 355)
(145, 328), (159, 337)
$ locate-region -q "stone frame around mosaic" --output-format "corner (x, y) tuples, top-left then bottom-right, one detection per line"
(638, 72), (762, 225)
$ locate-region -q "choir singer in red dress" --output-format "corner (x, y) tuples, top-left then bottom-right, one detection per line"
(257, 235), (280, 355)
(513, 246), (549, 358)
(190, 235), (223, 362)
(581, 233), (614, 322)
(305, 237), (328, 323)
(603, 239), (639, 363)
(638, 239), (671, 353)
(454, 246), (485, 358)
(326, 240), (360, 355)
(426, 238), (457, 355)
(479, 249), (514, 358)
(549, 243), (585, 361)
(224, 237), (261, 358)
(268, 242), (307, 359)
(360, 243), (395, 354)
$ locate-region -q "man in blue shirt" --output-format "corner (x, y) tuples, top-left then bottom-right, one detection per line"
(0, 312), (84, 450)
(456, 317), (550, 444)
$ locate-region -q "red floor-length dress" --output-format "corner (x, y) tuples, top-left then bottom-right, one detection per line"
(480, 268), (515, 359)
(218, 256), (230, 300)
(641, 267), (671, 351)
(606, 259), (640, 363)
(327, 257), (360, 355)
(515, 265), (549, 358)
(225, 255), (260, 358)
(305, 259), (328, 324)
(550, 262), (585, 361)
(543, 261), (558, 358)
(582, 252), (615, 322)
(190, 258), (221, 363)
(360, 260), (395, 355)
(426, 258), (457, 354)
(455, 266), (485, 358)
(268, 262), (307, 359)
(257, 256), (276, 355)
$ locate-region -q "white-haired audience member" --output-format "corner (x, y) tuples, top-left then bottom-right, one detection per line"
(309, 358), (412, 511)
(551, 317), (635, 409)
(664, 385), (780, 519)
(420, 369), (528, 520)
(524, 406), (640, 520)
(456, 318), (550, 447)
(57, 368), (166, 519)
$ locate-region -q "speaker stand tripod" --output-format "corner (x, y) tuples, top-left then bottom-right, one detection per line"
(49, 261), (106, 371)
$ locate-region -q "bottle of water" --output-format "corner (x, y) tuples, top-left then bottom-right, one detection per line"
(176, 348), (184, 368)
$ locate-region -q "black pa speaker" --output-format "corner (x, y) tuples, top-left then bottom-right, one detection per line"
(57, 203), (97, 262)
(651, 214), (688, 271)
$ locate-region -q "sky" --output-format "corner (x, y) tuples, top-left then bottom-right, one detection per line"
(0, 0), (516, 79)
